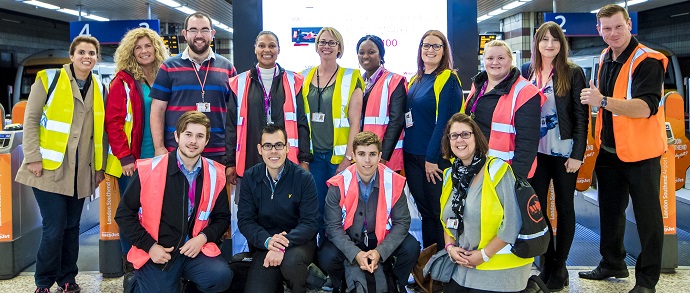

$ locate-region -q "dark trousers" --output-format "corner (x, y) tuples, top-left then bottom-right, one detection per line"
(318, 234), (420, 290)
(33, 187), (85, 288)
(444, 280), (519, 293)
(404, 152), (448, 249)
(117, 175), (132, 254)
(594, 150), (663, 288)
(311, 151), (339, 242)
(530, 153), (577, 267)
(244, 240), (316, 293)
(134, 254), (232, 293)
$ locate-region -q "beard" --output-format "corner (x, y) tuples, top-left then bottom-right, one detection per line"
(189, 38), (211, 55)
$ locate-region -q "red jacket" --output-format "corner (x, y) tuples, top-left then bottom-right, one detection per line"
(105, 70), (145, 166)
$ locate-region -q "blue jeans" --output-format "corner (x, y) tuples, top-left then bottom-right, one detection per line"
(33, 187), (85, 288)
(134, 254), (232, 293)
(117, 175), (132, 254)
(310, 151), (339, 241)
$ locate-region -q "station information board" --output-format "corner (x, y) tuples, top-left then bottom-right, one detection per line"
(162, 35), (180, 55)
(479, 34), (501, 55)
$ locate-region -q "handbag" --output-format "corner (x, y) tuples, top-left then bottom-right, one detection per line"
(423, 249), (456, 283)
(510, 175), (550, 258)
(411, 244), (445, 293)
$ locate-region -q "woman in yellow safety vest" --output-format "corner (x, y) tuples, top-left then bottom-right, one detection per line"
(104, 27), (169, 287)
(440, 113), (532, 292)
(15, 36), (107, 293)
(301, 27), (364, 239)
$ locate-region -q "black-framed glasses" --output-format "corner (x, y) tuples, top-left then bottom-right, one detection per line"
(448, 131), (473, 140)
(421, 43), (443, 51)
(187, 28), (212, 35)
(261, 142), (286, 151)
(318, 40), (339, 47)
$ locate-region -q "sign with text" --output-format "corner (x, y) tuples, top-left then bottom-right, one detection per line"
(544, 12), (637, 37)
(70, 20), (161, 44)
(479, 34), (500, 55)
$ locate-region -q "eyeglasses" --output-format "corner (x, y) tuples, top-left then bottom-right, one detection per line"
(448, 131), (473, 140)
(186, 28), (212, 35)
(318, 40), (339, 47)
(261, 142), (286, 151)
(421, 43), (444, 51)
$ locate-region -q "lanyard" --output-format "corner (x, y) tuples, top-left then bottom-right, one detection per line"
(177, 160), (197, 217)
(316, 66), (339, 113)
(257, 65), (278, 118)
(407, 74), (429, 112)
(363, 67), (385, 97)
(192, 60), (210, 102)
(470, 73), (510, 116)
(536, 69), (554, 92)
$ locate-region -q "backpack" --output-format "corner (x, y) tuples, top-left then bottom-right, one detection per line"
(510, 175), (550, 258)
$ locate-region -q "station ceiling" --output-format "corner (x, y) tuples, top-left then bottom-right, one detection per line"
(3, 0), (687, 37)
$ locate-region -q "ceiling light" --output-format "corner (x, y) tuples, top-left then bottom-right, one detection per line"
(477, 14), (492, 23)
(175, 6), (196, 15)
(592, 0), (648, 13)
(24, 0), (60, 10)
(84, 14), (109, 21)
(58, 8), (81, 16)
(156, 0), (181, 8)
(503, 1), (526, 10)
(488, 8), (507, 16)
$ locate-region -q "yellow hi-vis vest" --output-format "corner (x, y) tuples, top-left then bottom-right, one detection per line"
(302, 66), (363, 164)
(37, 68), (105, 171)
(105, 80), (134, 177)
(408, 69), (461, 123)
(440, 157), (533, 270)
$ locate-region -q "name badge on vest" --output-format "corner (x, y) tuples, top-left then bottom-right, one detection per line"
(541, 117), (546, 128)
(197, 102), (211, 113)
(405, 111), (414, 128)
(446, 217), (459, 229)
(312, 112), (325, 123)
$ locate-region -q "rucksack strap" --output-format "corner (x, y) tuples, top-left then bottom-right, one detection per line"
(45, 70), (60, 105)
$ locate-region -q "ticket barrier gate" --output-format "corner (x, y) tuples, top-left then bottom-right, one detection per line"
(0, 129), (43, 279)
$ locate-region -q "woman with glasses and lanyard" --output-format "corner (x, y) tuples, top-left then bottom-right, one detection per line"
(404, 30), (462, 251)
(301, 27), (364, 242)
(228, 31), (312, 182)
(461, 40), (543, 180)
(356, 34), (407, 172)
(440, 113), (532, 292)
(527, 22), (588, 292)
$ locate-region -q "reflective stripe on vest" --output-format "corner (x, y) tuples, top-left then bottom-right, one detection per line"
(439, 157), (533, 270)
(362, 71), (406, 171)
(229, 70), (303, 176)
(105, 80), (134, 177)
(326, 163), (406, 245)
(302, 67), (362, 164)
(38, 68), (105, 171)
(595, 45), (668, 162)
(127, 153), (226, 269)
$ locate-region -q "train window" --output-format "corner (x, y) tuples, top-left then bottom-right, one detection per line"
(665, 60), (676, 89)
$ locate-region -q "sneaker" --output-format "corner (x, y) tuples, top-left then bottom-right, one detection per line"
(56, 283), (80, 293)
(34, 288), (50, 293)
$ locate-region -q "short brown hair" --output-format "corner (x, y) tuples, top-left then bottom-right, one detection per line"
(184, 12), (213, 30)
(353, 131), (381, 153)
(70, 35), (101, 61)
(316, 27), (345, 58)
(596, 4), (630, 24)
(441, 113), (489, 160)
(175, 111), (211, 141)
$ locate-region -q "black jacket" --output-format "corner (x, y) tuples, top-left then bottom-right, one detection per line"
(115, 152), (231, 269)
(361, 76), (407, 161)
(237, 160), (319, 250)
(550, 64), (589, 161)
(226, 64), (313, 170)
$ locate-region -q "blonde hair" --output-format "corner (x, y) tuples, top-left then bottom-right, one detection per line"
(114, 28), (169, 81)
(483, 40), (513, 61)
(316, 27), (345, 58)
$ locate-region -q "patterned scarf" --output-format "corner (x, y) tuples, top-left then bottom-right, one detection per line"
(450, 154), (486, 235)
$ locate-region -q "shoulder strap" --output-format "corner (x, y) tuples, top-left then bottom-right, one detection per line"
(45, 69), (61, 105)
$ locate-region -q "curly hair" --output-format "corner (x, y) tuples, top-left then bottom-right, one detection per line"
(114, 28), (169, 81)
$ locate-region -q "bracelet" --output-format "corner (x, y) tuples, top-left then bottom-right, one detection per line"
(279, 248), (285, 253)
(480, 248), (490, 262)
(264, 237), (272, 249)
(444, 243), (455, 250)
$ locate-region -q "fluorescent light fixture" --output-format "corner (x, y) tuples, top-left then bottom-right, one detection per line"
(156, 0), (181, 8)
(592, 0), (648, 13)
(58, 8), (81, 16)
(477, 14), (492, 23)
(84, 14), (109, 21)
(488, 8), (507, 16)
(503, 1), (526, 10)
(519, 0), (532, 2)
(24, 0), (60, 10)
(175, 6), (196, 15)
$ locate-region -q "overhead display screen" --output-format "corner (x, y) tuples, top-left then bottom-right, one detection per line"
(262, 0), (447, 79)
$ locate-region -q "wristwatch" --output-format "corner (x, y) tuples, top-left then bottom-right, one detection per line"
(480, 249), (490, 262)
(600, 96), (608, 109)
(345, 154), (353, 162)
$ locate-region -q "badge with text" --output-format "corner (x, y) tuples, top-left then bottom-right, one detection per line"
(446, 217), (459, 229)
(196, 102), (211, 113)
(405, 111), (414, 128)
(312, 112), (325, 123)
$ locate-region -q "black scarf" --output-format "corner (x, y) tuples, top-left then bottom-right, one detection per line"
(450, 154), (486, 235)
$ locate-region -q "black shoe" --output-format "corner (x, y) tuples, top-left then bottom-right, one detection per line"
(578, 266), (629, 280)
(56, 283), (81, 293)
(546, 265), (569, 292)
(538, 260), (552, 283)
(629, 285), (656, 293)
(34, 288), (50, 293)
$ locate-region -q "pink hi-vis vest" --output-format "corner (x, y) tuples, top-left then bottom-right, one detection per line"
(127, 153), (226, 269)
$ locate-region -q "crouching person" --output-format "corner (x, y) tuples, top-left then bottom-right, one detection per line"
(319, 131), (420, 293)
(237, 124), (319, 293)
(115, 111), (232, 293)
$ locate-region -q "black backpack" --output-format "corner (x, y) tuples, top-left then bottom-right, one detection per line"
(510, 175), (550, 258)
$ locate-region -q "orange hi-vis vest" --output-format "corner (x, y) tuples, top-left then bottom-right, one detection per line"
(362, 70), (407, 171)
(596, 44), (668, 162)
(465, 77), (545, 177)
(326, 163), (406, 245)
(127, 153), (227, 269)
(230, 69), (303, 176)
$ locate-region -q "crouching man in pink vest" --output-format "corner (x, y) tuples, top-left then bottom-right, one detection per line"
(115, 111), (232, 293)
(318, 131), (420, 293)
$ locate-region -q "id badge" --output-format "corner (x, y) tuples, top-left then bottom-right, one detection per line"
(405, 111), (414, 128)
(541, 117), (546, 128)
(446, 217), (459, 229)
(312, 112), (326, 123)
(196, 102), (211, 112)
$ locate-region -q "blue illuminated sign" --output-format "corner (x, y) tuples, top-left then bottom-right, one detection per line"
(70, 20), (161, 44)
(544, 12), (637, 37)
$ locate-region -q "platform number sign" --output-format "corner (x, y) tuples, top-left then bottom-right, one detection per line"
(544, 12), (637, 36)
(70, 20), (160, 44)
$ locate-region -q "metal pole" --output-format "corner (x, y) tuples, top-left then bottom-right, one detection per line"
(553, 0), (557, 13)
(147, 2), (152, 19)
(77, 4), (82, 21)
(625, 0), (628, 9)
